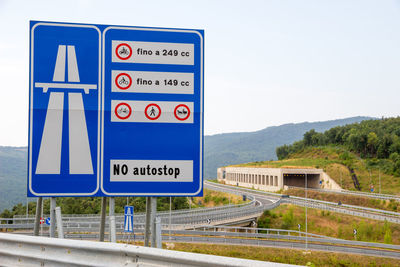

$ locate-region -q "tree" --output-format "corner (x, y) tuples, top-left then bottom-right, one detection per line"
(367, 132), (378, 156)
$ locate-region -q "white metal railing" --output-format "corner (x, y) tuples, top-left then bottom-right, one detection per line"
(286, 185), (400, 201)
(0, 233), (294, 267)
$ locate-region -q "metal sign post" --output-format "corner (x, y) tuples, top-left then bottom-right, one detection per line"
(109, 197), (116, 243)
(99, 197), (107, 242)
(150, 197), (157, 247)
(55, 207), (64, 239)
(144, 197), (151, 247)
(49, 197), (56, 238)
(33, 197), (42, 236)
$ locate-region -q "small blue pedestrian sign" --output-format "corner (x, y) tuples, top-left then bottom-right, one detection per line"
(124, 206), (134, 233)
(45, 217), (51, 225)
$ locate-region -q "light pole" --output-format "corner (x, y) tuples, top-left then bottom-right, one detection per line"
(26, 198), (29, 218)
(379, 168), (381, 194)
(169, 197), (172, 240)
(305, 173), (308, 252)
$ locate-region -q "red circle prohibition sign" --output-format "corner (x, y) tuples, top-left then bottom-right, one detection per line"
(115, 73), (132, 90)
(116, 43), (132, 60)
(145, 103), (161, 120)
(174, 104), (191, 121)
(115, 102), (132, 120)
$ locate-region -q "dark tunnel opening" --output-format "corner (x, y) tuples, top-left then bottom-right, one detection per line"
(283, 173), (320, 188)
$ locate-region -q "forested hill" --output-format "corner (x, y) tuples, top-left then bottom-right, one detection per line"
(204, 116), (372, 178)
(276, 117), (400, 176)
(0, 146), (27, 212)
(0, 116), (371, 213)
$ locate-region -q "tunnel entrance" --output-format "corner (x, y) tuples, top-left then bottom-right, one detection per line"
(283, 173), (320, 188)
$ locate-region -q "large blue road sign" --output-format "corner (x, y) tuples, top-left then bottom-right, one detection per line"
(29, 22), (100, 196)
(28, 21), (204, 197)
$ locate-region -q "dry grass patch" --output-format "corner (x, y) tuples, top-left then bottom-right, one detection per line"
(284, 188), (399, 212)
(192, 188), (246, 208)
(258, 204), (400, 244)
(169, 242), (400, 266)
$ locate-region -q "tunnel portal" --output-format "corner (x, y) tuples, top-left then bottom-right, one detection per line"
(283, 173), (321, 188)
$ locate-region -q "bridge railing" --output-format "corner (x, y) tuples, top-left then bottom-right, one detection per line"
(286, 185), (400, 201)
(207, 181), (400, 223)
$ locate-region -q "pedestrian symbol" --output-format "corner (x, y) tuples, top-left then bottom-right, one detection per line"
(145, 103), (161, 120)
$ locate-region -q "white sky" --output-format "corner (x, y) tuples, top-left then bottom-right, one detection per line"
(0, 0), (400, 146)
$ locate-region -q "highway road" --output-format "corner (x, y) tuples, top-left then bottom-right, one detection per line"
(2, 181), (400, 260)
(205, 181), (400, 224)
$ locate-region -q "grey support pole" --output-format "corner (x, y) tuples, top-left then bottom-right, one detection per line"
(49, 197), (56, 238)
(109, 197), (116, 243)
(150, 197), (157, 247)
(33, 197), (42, 236)
(144, 197), (151, 247)
(99, 197), (107, 242)
(55, 207), (64, 238)
(155, 216), (162, 248)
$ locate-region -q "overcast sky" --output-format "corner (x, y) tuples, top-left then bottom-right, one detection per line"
(0, 0), (400, 146)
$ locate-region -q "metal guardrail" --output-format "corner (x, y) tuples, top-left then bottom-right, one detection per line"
(13, 224), (400, 256)
(0, 233), (294, 267)
(286, 185), (400, 201)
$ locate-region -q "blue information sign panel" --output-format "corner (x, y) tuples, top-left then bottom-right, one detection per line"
(28, 21), (204, 197)
(124, 206), (134, 233)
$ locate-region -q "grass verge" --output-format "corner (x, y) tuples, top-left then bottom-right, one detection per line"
(168, 242), (400, 266)
(258, 204), (400, 244)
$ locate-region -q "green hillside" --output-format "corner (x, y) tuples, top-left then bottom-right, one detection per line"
(0, 117), (371, 213)
(205, 116), (372, 179)
(274, 117), (400, 192)
(236, 146), (400, 194)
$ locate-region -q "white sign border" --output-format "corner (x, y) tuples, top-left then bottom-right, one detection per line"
(100, 26), (204, 196)
(28, 22), (102, 196)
